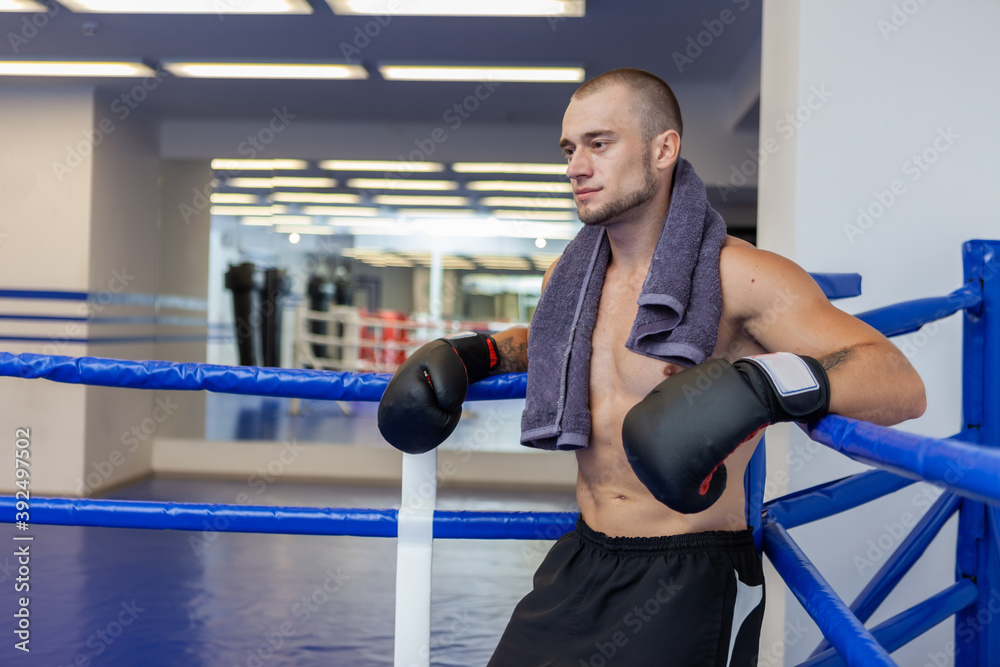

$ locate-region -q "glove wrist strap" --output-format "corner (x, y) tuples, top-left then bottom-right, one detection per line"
(736, 352), (830, 423)
(441, 332), (499, 384)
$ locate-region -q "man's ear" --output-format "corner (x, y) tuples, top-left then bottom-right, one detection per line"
(654, 129), (681, 170)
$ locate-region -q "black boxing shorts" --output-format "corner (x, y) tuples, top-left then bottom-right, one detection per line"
(488, 516), (764, 666)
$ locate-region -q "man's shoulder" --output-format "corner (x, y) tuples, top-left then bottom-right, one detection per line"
(718, 239), (815, 323)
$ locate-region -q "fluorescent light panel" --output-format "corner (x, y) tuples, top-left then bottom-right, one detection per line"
(163, 62), (367, 79)
(0, 1), (47, 10)
(212, 159), (308, 171)
(0, 60), (154, 77)
(228, 177), (337, 189)
(301, 206), (380, 216)
(327, 0), (584, 17)
(275, 225), (338, 235)
(379, 65), (584, 83)
(59, 0), (311, 12)
(397, 208), (477, 217)
(480, 196), (576, 209)
(452, 162), (568, 175)
(210, 193), (259, 204)
(467, 180), (572, 193)
(492, 209), (578, 221)
(272, 192), (362, 204)
(212, 205), (287, 215)
(320, 159), (444, 172)
(373, 195), (470, 206)
(347, 178), (458, 191)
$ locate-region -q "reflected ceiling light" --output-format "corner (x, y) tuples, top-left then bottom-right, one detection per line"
(397, 208), (477, 217)
(452, 162), (567, 175)
(346, 178), (458, 191)
(59, 0), (311, 12)
(0, 1), (48, 10)
(301, 206), (380, 216)
(320, 159), (445, 172)
(373, 195), (470, 206)
(210, 193), (259, 204)
(327, 0), (584, 17)
(273, 177), (337, 188)
(272, 192), (363, 204)
(327, 217), (396, 226)
(0, 60), (154, 77)
(467, 180), (572, 193)
(162, 62), (366, 79)
(211, 159), (308, 171)
(211, 205), (287, 215)
(480, 196), (575, 209)
(379, 65), (584, 83)
(227, 177), (338, 189)
(275, 224), (338, 235)
(492, 209), (577, 221)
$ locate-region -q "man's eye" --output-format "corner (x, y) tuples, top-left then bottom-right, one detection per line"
(593, 141), (606, 149)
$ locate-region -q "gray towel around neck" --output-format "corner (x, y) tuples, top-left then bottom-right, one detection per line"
(520, 157), (727, 451)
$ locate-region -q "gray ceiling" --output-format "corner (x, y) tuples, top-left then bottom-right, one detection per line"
(0, 0), (763, 124)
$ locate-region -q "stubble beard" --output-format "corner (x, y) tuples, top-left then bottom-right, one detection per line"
(577, 153), (658, 226)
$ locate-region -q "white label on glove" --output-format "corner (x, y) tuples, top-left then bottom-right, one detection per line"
(747, 353), (818, 396)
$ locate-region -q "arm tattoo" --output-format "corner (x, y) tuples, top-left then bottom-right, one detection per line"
(819, 347), (853, 372)
(493, 337), (528, 374)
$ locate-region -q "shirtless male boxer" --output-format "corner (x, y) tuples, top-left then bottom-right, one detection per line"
(378, 69), (927, 666)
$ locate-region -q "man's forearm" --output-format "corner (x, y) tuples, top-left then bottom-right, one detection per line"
(818, 340), (926, 426)
(491, 326), (529, 374)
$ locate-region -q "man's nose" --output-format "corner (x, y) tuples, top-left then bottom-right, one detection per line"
(566, 151), (591, 181)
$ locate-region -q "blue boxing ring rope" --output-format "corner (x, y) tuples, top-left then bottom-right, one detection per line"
(1, 239), (999, 665)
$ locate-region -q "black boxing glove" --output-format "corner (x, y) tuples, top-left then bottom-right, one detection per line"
(622, 352), (830, 514)
(377, 332), (500, 454)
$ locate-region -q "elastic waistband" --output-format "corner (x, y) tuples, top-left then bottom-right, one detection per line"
(574, 516), (755, 557)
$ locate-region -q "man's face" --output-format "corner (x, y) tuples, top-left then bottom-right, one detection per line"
(559, 85), (658, 226)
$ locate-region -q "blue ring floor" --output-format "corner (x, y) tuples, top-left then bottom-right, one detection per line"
(0, 477), (576, 667)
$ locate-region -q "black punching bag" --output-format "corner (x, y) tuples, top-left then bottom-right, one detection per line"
(260, 268), (287, 368)
(224, 262), (258, 366)
(307, 274), (330, 363)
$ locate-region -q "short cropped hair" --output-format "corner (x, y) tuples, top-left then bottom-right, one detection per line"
(572, 68), (683, 143)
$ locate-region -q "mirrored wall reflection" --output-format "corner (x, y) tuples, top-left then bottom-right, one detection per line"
(207, 157), (576, 373)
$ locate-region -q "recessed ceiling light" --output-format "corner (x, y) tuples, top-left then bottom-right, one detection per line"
(320, 159), (445, 172)
(467, 180), (572, 193)
(162, 62), (366, 79)
(301, 206), (381, 216)
(275, 224), (338, 235)
(0, 60), (155, 77)
(373, 195), (470, 206)
(211, 159), (308, 171)
(492, 209), (578, 221)
(0, 1), (48, 11)
(346, 178), (459, 191)
(327, 0), (584, 17)
(288, 232), (301, 244)
(59, 0), (312, 13)
(271, 192), (362, 204)
(210, 193), (259, 204)
(480, 196), (576, 209)
(396, 208), (478, 217)
(227, 177), (338, 189)
(452, 162), (568, 175)
(379, 65), (584, 83)
(211, 205), (287, 215)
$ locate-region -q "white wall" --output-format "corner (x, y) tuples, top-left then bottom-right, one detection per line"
(759, 1), (1000, 664)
